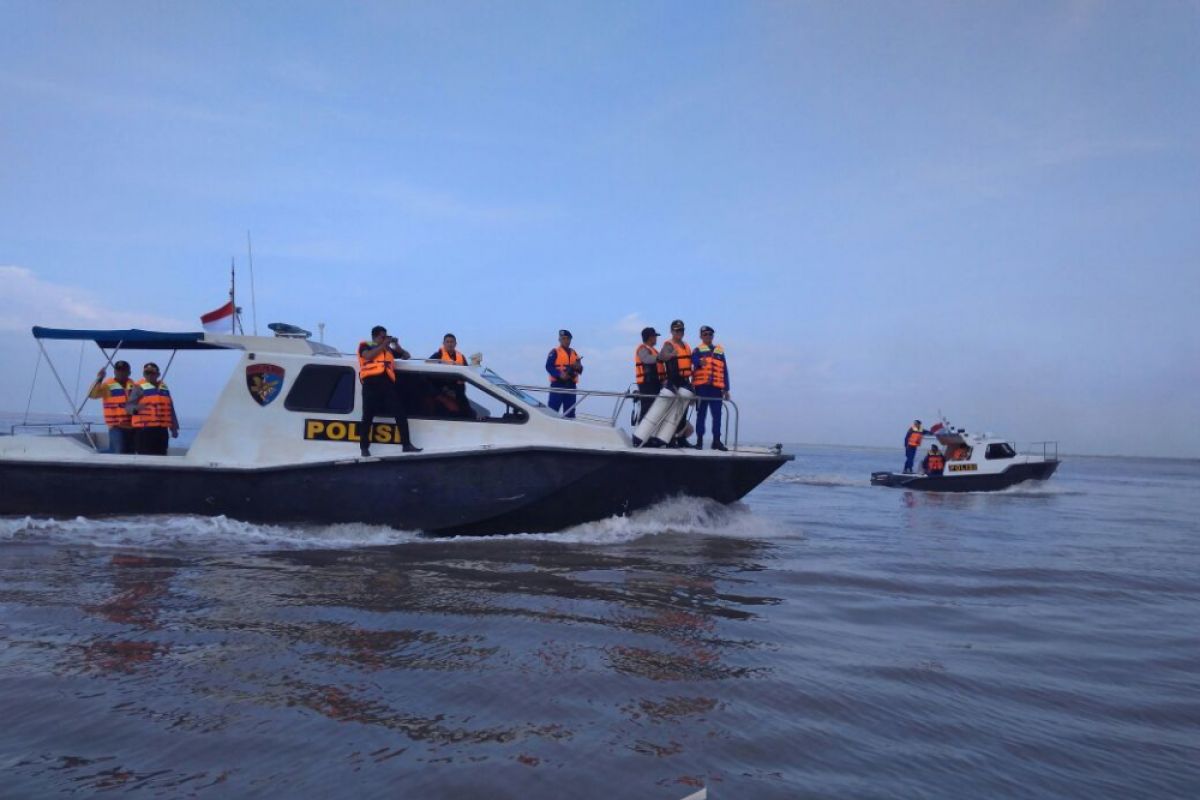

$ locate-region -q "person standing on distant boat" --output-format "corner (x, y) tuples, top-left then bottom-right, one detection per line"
(88, 359), (135, 454)
(126, 362), (179, 456)
(546, 329), (582, 418)
(922, 444), (945, 476)
(634, 326), (666, 420)
(904, 419), (931, 474)
(691, 325), (730, 451)
(358, 325), (421, 456)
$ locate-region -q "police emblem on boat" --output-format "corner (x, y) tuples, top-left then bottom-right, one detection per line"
(246, 363), (285, 406)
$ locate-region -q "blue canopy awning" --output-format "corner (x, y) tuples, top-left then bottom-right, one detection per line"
(31, 327), (227, 351)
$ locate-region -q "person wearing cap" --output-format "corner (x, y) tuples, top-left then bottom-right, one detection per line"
(125, 362), (179, 456)
(903, 419), (931, 474)
(545, 330), (583, 418)
(922, 444), (946, 476)
(634, 326), (667, 419)
(691, 325), (730, 451)
(88, 360), (136, 454)
(657, 319), (694, 446)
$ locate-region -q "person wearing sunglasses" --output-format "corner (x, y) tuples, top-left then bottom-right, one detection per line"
(126, 362), (179, 455)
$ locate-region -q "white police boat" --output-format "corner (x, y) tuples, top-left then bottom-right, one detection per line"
(870, 423), (1060, 492)
(0, 326), (790, 535)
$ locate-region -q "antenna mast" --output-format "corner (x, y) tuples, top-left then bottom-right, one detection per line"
(246, 231), (259, 336)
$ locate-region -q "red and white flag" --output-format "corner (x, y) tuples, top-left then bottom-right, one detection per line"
(200, 300), (236, 333)
(930, 422), (945, 434)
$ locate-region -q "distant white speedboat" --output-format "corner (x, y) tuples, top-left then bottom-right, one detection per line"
(871, 422), (1060, 492)
(0, 325), (791, 535)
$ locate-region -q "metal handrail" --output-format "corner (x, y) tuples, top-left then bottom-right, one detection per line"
(512, 384), (739, 449)
(1025, 441), (1059, 461)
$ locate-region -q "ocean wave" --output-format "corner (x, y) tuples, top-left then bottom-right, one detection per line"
(769, 473), (868, 489)
(0, 498), (787, 551)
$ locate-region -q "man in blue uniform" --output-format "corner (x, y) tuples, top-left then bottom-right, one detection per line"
(904, 419), (931, 474)
(545, 329), (582, 418)
(691, 325), (730, 450)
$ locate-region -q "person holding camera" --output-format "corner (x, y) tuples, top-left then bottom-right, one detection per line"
(358, 325), (421, 456)
(545, 329), (583, 418)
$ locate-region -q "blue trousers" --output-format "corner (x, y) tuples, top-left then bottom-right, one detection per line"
(107, 426), (134, 454)
(695, 385), (723, 438)
(548, 382), (576, 418)
(904, 446), (917, 472)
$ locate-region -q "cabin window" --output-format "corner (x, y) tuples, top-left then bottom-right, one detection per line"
(400, 372), (527, 423)
(985, 442), (1016, 460)
(284, 365), (356, 414)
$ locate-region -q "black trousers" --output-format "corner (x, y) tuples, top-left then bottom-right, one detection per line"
(361, 376), (413, 449)
(134, 427), (169, 456)
(637, 381), (661, 419)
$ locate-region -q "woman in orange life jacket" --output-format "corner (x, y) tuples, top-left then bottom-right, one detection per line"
(657, 319), (695, 447)
(88, 359), (135, 454)
(904, 419), (931, 474)
(358, 325), (421, 457)
(922, 444), (946, 476)
(545, 329), (582, 418)
(691, 325), (730, 451)
(429, 332), (471, 418)
(126, 362), (179, 456)
(634, 326), (667, 419)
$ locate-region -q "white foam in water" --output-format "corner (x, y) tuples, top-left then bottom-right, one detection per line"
(770, 473), (868, 489)
(0, 498), (786, 551)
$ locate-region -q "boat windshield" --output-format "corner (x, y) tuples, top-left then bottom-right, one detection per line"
(479, 368), (545, 407)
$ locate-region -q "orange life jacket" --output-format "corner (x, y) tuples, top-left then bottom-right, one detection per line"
(358, 341), (396, 382)
(131, 379), (174, 429)
(692, 344), (727, 390)
(551, 346), (581, 385)
(666, 339), (692, 381)
(906, 428), (923, 448)
(99, 378), (134, 428)
(926, 453), (945, 472)
(634, 344), (667, 385)
(437, 347), (467, 366)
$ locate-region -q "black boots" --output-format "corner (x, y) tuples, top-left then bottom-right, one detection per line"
(711, 438), (728, 451)
(403, 443), (422, 453)
(693, 435), (704, 450)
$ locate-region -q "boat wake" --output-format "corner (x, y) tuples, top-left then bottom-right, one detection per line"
(0, 498), (787, 552)
(770, 473), (867, 489)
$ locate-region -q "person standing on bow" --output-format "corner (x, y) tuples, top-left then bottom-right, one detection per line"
(691, 325), (730, 451)
(903, 419), (931, 474)
(126, 362), (179, 456)
(634, 326), (666, 419)
(545, 329), (582, 419)
(88, 359), (135, 454)
(658, 319), (694, 447)
(358, 325), (420, 456)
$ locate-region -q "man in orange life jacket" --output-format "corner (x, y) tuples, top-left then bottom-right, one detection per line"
(634, 326), (666, 419)
(922, 444), (946, 476)
(358, 325), (421, 456)
(658, 319), (694, 447)
(691, 325), (730, 451)
(904, 419), (932, 474)
(545, 329), (582, 418)
(88, 359), (135, 454)
(125, 362), (179, 456)
(429, 332), (470, 418)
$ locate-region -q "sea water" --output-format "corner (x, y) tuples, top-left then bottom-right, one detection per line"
(1, 445), (1197, 798)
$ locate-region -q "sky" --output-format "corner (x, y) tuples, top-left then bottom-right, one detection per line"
(1, 1), (1197, 456)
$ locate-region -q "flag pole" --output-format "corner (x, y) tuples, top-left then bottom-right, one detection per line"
(230, 257), (238, 334)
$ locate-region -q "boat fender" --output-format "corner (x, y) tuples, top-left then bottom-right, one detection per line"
(632, 388), (676, 447)
(654, 386), (695, 444)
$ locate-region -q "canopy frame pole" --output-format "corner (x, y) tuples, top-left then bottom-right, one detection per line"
(162, 349), (179, 381)
(75, 340), (124, 416)
(22, 346), (43, 426)
(37, 339), (98, 451)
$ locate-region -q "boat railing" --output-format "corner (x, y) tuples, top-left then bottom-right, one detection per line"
(511, 384), (740, 449)
(1024, 441), (1059, 461)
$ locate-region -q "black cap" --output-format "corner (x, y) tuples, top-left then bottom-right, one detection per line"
(113, 360), (130, 370)
(915, 419), (922, 425)
(670, 319), (685, 331)
(641, 326), (660, 340)
(699, 325), (714, 335)
(559, 329), (572, 338)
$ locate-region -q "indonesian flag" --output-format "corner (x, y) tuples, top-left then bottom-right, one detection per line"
(201, 300), (236, 333)
(930, 422), (945, 434)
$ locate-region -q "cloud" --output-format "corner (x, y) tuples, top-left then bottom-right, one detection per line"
(614, 312), (647, 334)
(0, 266), (190, 332)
